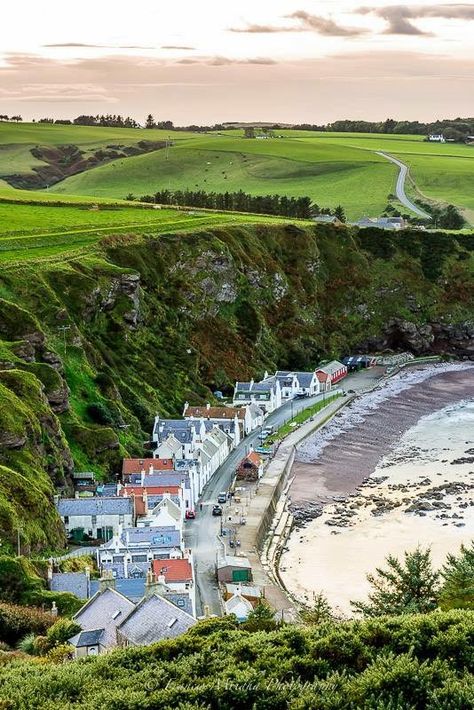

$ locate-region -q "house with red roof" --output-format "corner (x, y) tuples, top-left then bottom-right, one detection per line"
(151, 554), (196, 616)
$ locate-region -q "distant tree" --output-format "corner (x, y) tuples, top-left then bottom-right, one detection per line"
(145, 114), (156, 129)
(0, 115), (8, 121)
(437, 204), (465, 230)
(243, 127), (256, 139)
(333, 205), (346, 222)
(301, 592), (334, 625)
(10, 115), (22, 122)
(242, 599), (277, 631)
(125, 193), (136, 201)
(439, 542), (474, 610)
(351, 547), (440, 617)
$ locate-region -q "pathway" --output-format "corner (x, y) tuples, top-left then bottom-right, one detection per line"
(376, 152), (431, 218)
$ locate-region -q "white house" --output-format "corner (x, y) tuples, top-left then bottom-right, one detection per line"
(233, 377), (282, 413)
(224, 589), (254, 622)
(152, 554), (196, 617)
(294, 371), (319, 396)
(97, 525), (184, 579)
(428, 134), (445, 142)
(136, 493), (183, 532)
(57, 497), (134, 542)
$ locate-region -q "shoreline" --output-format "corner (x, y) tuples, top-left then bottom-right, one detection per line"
(277, 363), (474, 614)
(288, 363), (474, 525)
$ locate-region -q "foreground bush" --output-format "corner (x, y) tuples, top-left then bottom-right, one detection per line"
(0, 610), (472, 708)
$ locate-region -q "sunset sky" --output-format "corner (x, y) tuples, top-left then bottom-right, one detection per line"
(1, 1), (473, 124)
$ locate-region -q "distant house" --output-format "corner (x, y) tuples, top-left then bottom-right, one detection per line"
(316, 370), (331, 392)
(116, 589), (196, 648)
(152, 555), (196, 616)
(272, 371), (299, 399)
(274, 370), (319, 398)
(97, 525), (184, 579)
(217, 556), (252, 584)
(224, 583), (262, 605)
(122, 458), (174, 481)
(71, 471), (96, 494)
(342, 355), (377, 372)
(354, 216), (405, 231)
(48, 568), (91, 600)
(428, 134), (445, 142)
(316, 361), (347, 387)
(69, 573), (196, 657)
(237, 451), (263, 482)
(69, 581), (135, 657)
(135, 493), (183, 531)
(233, 378), (282, 413)
(224, 590), (253, 622)
(183, 402), (250, 437)
(312, 215), (344, 226)
(57, 497), (134, 542)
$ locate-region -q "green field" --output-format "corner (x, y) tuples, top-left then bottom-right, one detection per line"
(0, 195), (294, 265)
(1, 123), (473, 222)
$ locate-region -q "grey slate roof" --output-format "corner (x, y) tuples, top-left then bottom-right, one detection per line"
(70, 628), (104, 647)
(123, 526), (180, 547)
(73, 587), (135, 649)
(89, 578), (145, 602)
(57, 497), (133, 517)
(128, 472), (191, 489)
(154, 419), (199, 443)
(295, 372), (315, 388)
(117, 593), (196, 646)
(50, 572), (89, 599)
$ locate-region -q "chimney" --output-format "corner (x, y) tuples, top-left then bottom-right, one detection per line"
(99, 570), (116, 592)
(143, 489), (148, 513)
(47, 560), (53, 583)
(250, 378), (254, 387)
(183, 401), (189, 415)
(263, 370), (269, 380)
(149, 464), (153, 475)
(203, 604), (211, 618)
(50, 601), (58, 618)
(145, 569), (167, 598)
(206, 402), (211, 410)
(117, 482), (123, 495)
(141, 470), (145, 486)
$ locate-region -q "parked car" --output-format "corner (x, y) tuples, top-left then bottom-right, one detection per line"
(217, 492), (227, 504)
(185, 510), (196, 520)
(212, 505), (223, 516)
(295, 392), (308, 399)
(255, 446), (271, 455)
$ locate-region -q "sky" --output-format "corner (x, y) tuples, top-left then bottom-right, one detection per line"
(1, 0), (473, 124)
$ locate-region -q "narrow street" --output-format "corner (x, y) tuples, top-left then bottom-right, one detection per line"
(185, 367), (384, 616)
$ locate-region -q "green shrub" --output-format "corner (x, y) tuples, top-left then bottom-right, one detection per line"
(0, 602), (54, 646)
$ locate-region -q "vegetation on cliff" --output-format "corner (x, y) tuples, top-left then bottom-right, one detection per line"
(0, 220), (473, 552)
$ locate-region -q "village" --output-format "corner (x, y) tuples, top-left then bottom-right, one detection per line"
(50, 356), (381, 656)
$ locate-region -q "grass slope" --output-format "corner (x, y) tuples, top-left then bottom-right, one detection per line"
(0, 197), (293, 264)
(50, 136), (396, 219)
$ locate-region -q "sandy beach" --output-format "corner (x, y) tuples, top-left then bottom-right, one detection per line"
(279, 363), (474, 615)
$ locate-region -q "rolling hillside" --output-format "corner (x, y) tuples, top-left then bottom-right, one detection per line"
(2, 123), (473, 221)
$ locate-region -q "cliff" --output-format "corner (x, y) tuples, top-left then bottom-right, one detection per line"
(0, 223), (473, 550)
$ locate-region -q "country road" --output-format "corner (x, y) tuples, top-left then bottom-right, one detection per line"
(376, 152), (431, 219)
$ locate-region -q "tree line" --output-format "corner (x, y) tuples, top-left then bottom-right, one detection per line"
(131, 188), (343, 220)
(0, 115), (22, 122)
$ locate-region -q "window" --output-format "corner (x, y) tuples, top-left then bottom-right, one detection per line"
(119, 515), (124, 524)
(91, 515), (97, 526)
(64, 516), (69, 524)
(177, 599), (185, 607)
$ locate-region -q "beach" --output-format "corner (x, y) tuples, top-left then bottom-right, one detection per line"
(279, 363), (474, 615)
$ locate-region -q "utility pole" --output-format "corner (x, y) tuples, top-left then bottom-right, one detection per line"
(57, 325), (71, 354)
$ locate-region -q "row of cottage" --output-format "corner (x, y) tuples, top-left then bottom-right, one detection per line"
(54, 361), (351, 656)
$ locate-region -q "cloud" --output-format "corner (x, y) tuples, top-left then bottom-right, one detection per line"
(161, 45), (196, 50)
(228, 23), (297, 33)
(358, 4), (474, 35)
(229, 11), (367, 36)
(175, 56), (277, 66)
(43, 42), (155, 49)
(287, 11), (368, 36)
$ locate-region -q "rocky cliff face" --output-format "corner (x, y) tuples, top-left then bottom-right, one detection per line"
(0, 223), (473, 550)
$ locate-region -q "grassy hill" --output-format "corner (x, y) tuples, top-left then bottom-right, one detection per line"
(2, 123), (473, 221)
(0, 186), (473, 552)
